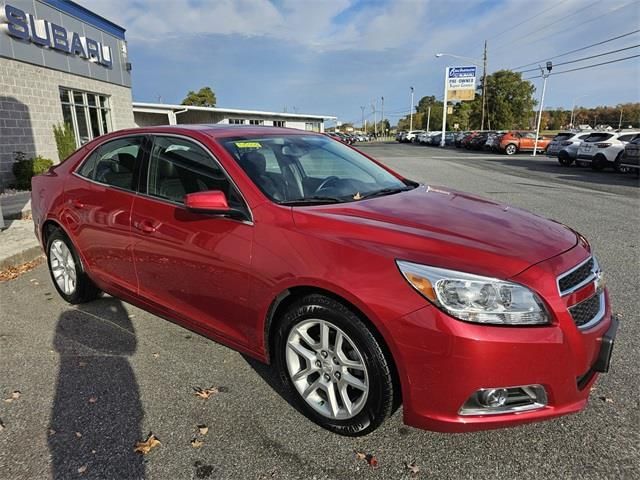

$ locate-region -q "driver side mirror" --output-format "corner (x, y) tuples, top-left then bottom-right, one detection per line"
(184, 190), (245, 219)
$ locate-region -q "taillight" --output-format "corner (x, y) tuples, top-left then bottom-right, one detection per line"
(561, 141), (573, 146)
(596, 143), (611, 148)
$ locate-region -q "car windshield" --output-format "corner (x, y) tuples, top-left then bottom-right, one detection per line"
(220, 134), (414, 205)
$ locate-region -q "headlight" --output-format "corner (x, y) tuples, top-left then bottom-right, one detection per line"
(396, 261), (550, 325)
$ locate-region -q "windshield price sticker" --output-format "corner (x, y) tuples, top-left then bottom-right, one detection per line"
(235, 142), (262, 148)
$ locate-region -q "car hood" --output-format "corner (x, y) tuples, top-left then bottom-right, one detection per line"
(292, 185), (578, 279)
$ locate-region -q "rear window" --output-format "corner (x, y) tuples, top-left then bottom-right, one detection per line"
(584, 133), (614, 142)
(618, 134), (638, 142)
(553, 133), (574, 141)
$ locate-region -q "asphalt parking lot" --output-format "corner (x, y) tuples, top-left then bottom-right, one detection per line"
(1, 143), (638, 479)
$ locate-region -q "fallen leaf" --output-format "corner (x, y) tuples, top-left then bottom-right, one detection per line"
(152, 353), (159, 358)
(405, 462), (420, 475)
(366, 455), (379, 468)
(0, 256), (45, 282)
(193, 386), (224, 399)
(134, 433), (161, 455)
(75, 432), (82, 438)
(355, 451), (366, 461)
(11, 391), (20, 399)
(598, 396), (614, 403)
(198, 424), (209, 435)
(49, 429), (56, 436)
(77, 465), (87, 474)
(88, 396), (98, 404)
(191, 438), (204, 449)
(0, 419), (5, 431)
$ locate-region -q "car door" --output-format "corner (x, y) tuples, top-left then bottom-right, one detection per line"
(520, 132), (535, 150)
(130, 134), (254, 347)
(64, 135), (148, 292)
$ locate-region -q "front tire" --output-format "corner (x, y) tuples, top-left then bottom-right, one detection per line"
(47, 229), (100, 304)
(591, 154), (607, 171)
(274, 294), (396, 436)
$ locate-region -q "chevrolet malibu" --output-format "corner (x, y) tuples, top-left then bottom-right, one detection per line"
(31, 125), (617, 436)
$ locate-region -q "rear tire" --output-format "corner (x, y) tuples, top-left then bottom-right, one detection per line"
(504, 144), (517, 155)
(613, 153), (630, 173)
(591, 154), (607, 171)
(558, 151), (573, 166)
(274, 294), (396, 436)
(47, 229), (100, 304)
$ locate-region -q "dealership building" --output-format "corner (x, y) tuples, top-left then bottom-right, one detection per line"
(0, 0), (335, 188)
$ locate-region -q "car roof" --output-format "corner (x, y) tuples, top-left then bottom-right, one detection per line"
(111, 124), (316, 140)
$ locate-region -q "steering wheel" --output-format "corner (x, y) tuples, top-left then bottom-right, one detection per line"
(315, 176), (340, 192)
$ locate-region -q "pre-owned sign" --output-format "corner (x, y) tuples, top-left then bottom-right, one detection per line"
(447, 66), (476, 101)
(0, 4), (113, 68)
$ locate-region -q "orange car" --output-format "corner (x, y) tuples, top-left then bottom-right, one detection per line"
(499, 131), (551, 155)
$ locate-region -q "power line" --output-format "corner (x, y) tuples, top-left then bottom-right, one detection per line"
(492, 0), (600, 52)
(518, 44), (640, 73)
(524, 54), (640, 79)
(512, 28), (640, 70)
(486, 1), (567, 41)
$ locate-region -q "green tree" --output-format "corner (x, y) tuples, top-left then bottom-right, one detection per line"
(181, 86), (217, 107)
(481, 70), (536, 130)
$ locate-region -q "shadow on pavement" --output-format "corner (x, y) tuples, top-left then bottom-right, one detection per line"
(48, 298), (145, 479)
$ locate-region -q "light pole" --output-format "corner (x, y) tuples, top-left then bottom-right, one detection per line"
(360, 105), (365, 131)
(435, 47), (487, 130)
(409, 87), (415, 131)
(372, 99), (377, 137)
(533, 61), (552, 157)
(381, 96), (384, 138)
(426, 106), (431, 132)
(440, 66), (448, 147)
(618, 107), (623, 129)
(569, 94), (589, 129)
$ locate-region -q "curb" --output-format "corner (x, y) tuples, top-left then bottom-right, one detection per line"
(0, 246), (43, 270)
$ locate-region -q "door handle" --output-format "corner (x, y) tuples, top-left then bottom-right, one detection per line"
(134, 220), (157, 234)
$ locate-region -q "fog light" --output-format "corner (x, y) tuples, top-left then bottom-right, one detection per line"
(478, 388), (508, 407)
(459, 384), (547, 416)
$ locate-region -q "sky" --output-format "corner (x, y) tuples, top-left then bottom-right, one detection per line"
(86, 0), (640, 126)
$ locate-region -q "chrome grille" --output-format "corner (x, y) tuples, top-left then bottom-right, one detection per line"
(557, 257), (596, 296)
(569, 293), (604, 329)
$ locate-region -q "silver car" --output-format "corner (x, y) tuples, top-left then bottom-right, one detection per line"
(547, 132), (591, 166)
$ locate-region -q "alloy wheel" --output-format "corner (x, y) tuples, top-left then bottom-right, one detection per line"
(49, 239), (77, 295)
(286, 319), (369, 420)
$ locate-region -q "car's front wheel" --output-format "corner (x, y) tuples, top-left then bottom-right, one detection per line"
(275, 294), (397, 436)
(47, 229), (100, 304)
(558, 151), (573, 166)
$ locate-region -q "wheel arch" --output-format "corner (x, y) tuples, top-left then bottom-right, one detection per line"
(263, 285), (403, 404)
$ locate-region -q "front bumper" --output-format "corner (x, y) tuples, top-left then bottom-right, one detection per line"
(393, 248), (615, 433)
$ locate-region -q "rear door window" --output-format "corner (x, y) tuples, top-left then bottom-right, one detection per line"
(584, 133), (614, 142)
(77, 136), (146, 191)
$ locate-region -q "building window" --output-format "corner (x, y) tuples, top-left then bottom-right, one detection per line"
(60, 88), (112, 146)
(305, 122), (320, 132)
(273, 120), (286, 127)
(248, 119), (264, 125)
(229, 118), (246, 125)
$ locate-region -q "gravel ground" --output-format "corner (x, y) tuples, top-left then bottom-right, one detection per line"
(0, 144), (638, 479)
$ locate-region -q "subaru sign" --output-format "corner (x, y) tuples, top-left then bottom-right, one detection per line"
(1, 3), (113, 68)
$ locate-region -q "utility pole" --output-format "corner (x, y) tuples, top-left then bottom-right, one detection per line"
(481, 40), (487, 131)
(409, 87), (415, 131)
(426, 106), (431, 132)
(372, 100), (377, 137)
(381, 96), (384, 137)
(618, 108), (623, 129)
(360, 106), (365, 131)
(533, 61), (552, 157)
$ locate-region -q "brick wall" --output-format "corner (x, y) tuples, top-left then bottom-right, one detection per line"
(0, 58), (135, 189)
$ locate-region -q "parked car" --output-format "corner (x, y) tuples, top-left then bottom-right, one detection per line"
(547, 132), (592, 166)
(461, 131), (480, 149)
(32, 125), (617, 436)
(454, 131), (469, 147)
(404, 130), (425, 143)
(469, 132), (489, 150)
(484, 132), (504, 152)
(576, 131), (640, 171)
(618, 134), (640, 174)
(499, 131), (551, 155)
(396, 131), (406, 142)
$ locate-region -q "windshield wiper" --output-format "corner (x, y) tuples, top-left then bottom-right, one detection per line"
(279, 196), (345, 206)
(359, 186), (414, 200)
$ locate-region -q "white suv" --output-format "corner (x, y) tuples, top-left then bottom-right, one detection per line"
(404, 130), (425, 143)
(547, 131), (591, 166)
(576, 131), (640, 171)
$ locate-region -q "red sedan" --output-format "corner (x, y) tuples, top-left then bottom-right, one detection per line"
(31, 125), (617, 436)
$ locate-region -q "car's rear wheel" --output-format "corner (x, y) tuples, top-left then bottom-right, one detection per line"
(505, 144), (517, 155)
(558, 151), (573, 166)
(591, 154), (607, 171)
(275, 294), (396, 436)
(47, 229), (100, 304)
